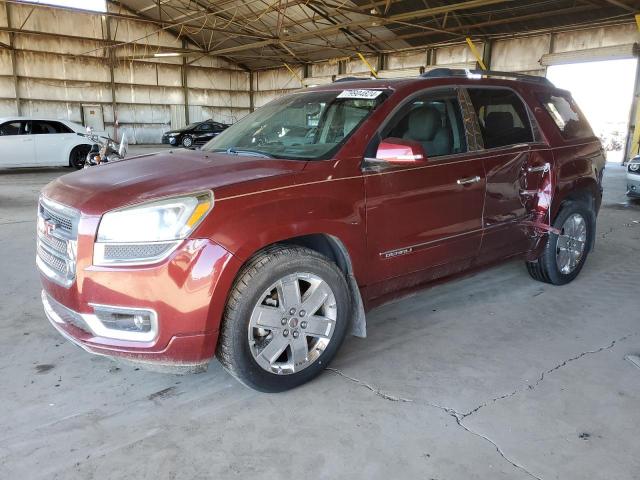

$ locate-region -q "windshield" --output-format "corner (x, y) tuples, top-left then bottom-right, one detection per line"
(202, 89), (386, 160)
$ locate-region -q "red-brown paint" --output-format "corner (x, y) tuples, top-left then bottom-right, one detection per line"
(40, 76), (605, 366)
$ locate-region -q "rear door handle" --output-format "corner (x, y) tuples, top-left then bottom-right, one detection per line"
(456, 175), (481, 185)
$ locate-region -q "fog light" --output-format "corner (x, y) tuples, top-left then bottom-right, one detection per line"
(92, 306), (153, 333)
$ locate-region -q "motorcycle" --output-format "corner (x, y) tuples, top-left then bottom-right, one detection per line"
(83, 127), (128, 168)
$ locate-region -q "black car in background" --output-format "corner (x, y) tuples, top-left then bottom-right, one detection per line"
(161, 119), (230, 148)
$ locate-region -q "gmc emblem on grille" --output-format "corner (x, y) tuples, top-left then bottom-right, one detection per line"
(38, 217), (57, 236)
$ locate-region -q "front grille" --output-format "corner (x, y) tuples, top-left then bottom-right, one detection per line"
(37, 243), (68, 275)
(40, 203), (74, 235)
(37, 197), (80, 287)
(39, 231), (67, 255)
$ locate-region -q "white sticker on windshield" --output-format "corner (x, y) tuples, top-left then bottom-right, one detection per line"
(337, 89), (383, 99)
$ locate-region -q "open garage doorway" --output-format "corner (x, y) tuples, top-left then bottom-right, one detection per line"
(546, 59), (638, 164)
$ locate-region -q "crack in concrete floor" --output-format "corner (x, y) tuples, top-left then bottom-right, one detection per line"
(327, 333), (636, 480)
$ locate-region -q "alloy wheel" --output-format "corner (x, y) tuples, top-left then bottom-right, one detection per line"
(248, 272), (337, 375)
(556, 213), (587, 274)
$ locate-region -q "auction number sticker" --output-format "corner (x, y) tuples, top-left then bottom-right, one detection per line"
(337, 89), (383, 99)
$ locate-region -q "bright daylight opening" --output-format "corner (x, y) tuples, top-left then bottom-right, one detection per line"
(20, 0), (106, 12)
(547, 58), (638, 163)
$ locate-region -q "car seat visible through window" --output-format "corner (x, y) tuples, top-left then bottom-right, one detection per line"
(402, 106), (452, 156)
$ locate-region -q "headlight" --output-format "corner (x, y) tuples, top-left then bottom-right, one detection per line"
(629, 162), (640, 172)
(94, 192), (213, 266)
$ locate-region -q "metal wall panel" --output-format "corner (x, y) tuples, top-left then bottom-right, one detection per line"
(114, 85), (183, 105)
(553, 24), (637, 53)
(0, 99), (17, 116)
(386, 51), (427, 70)
(0, 50), (13, 76)
(16, 51), (110, 82)
(491, 35), (551, 72)
(9, 3), (103, 40)
(18, 78), (112, 103)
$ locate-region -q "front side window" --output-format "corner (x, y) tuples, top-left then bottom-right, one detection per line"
(537, 92), (593, 140)
(202, 89), (386, 160)
(383, 91), (467, 158)
(0, 121), (26, 136)
(467, 88), (533, 149)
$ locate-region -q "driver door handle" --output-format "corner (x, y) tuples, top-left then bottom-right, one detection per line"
(456, 175), (481, 185)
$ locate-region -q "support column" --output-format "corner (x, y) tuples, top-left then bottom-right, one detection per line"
(623, 58), (640, 164)
(4, 3), (20, 115)
(249, 71), (255, 113)
(181, 39), (190, 125)
(104, 16), (118, 139)
(482, 39), (493, 70)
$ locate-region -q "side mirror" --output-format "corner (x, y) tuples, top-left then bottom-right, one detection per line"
(375, 137), (427, 165)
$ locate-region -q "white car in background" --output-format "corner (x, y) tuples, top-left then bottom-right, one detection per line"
(0, 117), (95, 169)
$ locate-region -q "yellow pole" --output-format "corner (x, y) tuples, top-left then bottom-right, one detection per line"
(629, 15), (640, 160)
(357, 52), (379, 78)
(283, 63), (302, 83)
(465, 37), (487, 70)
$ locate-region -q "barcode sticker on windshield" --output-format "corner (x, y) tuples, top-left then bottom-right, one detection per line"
(337, 89), (383, 99)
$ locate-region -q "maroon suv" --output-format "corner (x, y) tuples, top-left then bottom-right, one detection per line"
(38, 69), (605, 391)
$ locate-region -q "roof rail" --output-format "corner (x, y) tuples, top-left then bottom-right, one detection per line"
(333, 76), (372, 83)
(420, 68), (553, 86)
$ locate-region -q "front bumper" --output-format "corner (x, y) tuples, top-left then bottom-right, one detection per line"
(161, 135), (178, 145)
(40, 237), (242, 369)
(627, 172), (640, 197)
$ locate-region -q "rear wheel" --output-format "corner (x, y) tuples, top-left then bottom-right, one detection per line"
(69, 145), (91, 169)
(527, 200), (594, 285)
(217, 245), (350, 392)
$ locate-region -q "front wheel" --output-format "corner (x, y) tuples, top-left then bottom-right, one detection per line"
(217, 245), (350, 392)
(181, 135), (193, 148)
(69, 145), (91, 169)
(527, 200), (594, 285)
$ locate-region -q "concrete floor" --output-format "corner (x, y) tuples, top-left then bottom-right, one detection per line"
(1, 153), (639, 480)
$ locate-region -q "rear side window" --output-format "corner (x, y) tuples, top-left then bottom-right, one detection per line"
(467, 88), (533, 149)
(537, 92), (594, 140)
(0, 121), (25, 136)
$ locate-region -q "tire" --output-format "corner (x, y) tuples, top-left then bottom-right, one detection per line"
(217, 245), (351, 392)
(181, 135), (193, 148)
(526, 200), (595, 285)
(69, 145), (91, 169)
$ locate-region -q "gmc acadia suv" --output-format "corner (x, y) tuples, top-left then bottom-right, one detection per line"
(37, 69), (605, 392)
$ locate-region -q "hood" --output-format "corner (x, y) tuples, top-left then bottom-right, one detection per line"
(42, 149), (307, 216)
(163, 129), (183, 135)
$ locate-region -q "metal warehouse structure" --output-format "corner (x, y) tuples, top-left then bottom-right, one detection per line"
(0, 0), (638, 151)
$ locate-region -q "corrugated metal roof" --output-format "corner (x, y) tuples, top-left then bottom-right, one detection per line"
(109, 0), (637, 70)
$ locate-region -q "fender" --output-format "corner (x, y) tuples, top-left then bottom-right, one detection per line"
(197, 181), (369, 338)
(198, 173), (368, 282)
(523, 157), (601, 261)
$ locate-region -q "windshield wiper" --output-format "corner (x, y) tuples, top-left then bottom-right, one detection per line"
(223, 147), (274, 159)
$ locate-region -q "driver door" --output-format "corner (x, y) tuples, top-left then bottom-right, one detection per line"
(364, 88), (485, 298)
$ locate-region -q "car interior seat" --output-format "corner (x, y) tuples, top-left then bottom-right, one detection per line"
(402, 106), (452, 156)
(483, 111), (529, 148)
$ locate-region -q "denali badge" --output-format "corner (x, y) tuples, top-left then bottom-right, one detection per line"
(383, 247), (413, 259)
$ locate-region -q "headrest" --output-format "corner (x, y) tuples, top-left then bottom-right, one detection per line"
(406, 106), (442, 141)
(485, 111), (514, 132)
